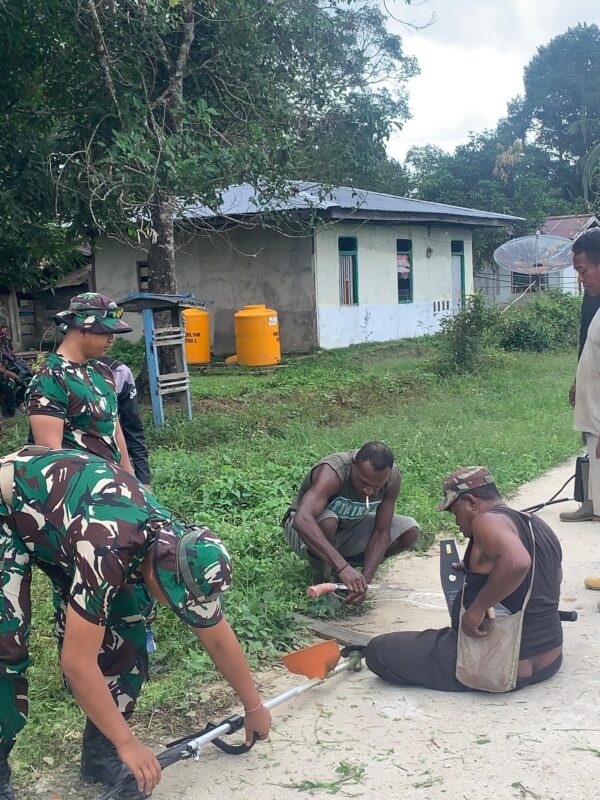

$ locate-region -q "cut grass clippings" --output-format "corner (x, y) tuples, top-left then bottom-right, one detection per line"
(0, 341), (580, 784)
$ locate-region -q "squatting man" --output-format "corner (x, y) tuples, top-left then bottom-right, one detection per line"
(283, 442), (419, 604)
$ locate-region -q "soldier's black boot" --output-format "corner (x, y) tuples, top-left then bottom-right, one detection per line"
(0, 742), (15, 800)
(80, 720), (144, 799)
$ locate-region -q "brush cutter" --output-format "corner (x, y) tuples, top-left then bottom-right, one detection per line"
(95, 640), (363, 800)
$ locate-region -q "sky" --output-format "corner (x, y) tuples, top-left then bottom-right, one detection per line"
(384, 0), (599, 161)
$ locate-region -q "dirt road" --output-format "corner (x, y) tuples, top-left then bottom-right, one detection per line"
(30, 461), (600, 800)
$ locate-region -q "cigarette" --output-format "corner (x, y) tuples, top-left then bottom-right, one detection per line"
(366, 495), (370, 511)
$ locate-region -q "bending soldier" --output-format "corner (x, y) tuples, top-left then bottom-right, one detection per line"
(0, 447), (271, 799)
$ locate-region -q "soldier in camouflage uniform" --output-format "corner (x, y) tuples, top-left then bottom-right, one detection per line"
(0, 447), (271, 799)
(0, 313), (30, 420)
(27, 292), (134, 470)
(27, 293), (158, 655)
(366, 467), (563, 693)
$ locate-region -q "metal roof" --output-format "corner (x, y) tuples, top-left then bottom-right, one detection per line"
(541, 214), (600, 240)
(182, 182), (521, 226)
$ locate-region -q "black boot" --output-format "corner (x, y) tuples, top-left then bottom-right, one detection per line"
(80, 720), (144, 799)
(0, 742), (15, 800)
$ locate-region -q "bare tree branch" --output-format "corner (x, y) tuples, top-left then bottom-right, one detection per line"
(86, 0), (123, 123)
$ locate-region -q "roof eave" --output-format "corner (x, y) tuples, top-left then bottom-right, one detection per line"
(325, 208), (522, 227)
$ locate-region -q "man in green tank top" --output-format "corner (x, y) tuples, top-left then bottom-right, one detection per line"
(283, 442), (419, 604)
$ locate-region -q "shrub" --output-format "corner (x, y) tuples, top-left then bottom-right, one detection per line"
(108, 337), (146, 374)
(433, 293), (499, 374)
(495, 290), (581, 352)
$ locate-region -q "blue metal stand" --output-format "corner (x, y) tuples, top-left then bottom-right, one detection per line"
(119, 292), (210, 426)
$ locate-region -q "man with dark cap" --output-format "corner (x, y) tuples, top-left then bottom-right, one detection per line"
(365, 467), (563, 692)
(283, 442), (419, 605)
(0, 446), (271, 800)
(26, 292), (135, 472)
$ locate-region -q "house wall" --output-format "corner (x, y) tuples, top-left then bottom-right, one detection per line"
(313, 222), (474, 348)
(475, 264), (579, 306)
(93, 227), (317, 353)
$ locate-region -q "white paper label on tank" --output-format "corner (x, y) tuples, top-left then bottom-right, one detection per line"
(268, 316), (278, 326)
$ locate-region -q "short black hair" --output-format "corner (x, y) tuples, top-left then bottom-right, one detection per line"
(355, 442), (394, 471)
(573, 228), (600, 265)
(455, 484), (502, 504)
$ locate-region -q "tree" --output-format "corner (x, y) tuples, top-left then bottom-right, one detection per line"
(12, 0), (417, 297)
(0, 2), (85, 288)
(520, 23), (600, 202)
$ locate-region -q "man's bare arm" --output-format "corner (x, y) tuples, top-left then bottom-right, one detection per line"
(461, 513), (531, 637)
(362, 471), (401, 583)
(292, 464), (367, 593)
(29, 415), (65, 449)
(61, 606), (161, 794)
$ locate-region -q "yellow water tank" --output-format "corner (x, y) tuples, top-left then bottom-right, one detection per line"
(183, 308), (211, 364)
(234, 304), (281, 366)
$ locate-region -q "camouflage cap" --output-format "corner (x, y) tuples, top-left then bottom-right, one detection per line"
(153, 523), (232, 628)
(437, 466), (497, 511)
(54, 292), (133, 335)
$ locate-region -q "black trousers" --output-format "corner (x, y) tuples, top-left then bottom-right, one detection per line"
(365, 627), (562, 692)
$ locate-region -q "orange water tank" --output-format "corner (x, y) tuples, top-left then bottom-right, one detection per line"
(234, 304), (281, 366)
(183, 308), (210, 364)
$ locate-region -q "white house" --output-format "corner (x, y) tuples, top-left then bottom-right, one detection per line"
(92, 183), (518, 353)
(475, 214), (600, 305)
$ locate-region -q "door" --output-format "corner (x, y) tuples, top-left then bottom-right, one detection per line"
(451, 253), (465, 311)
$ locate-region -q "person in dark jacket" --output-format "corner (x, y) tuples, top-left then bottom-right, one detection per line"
(99, 356), (151, 488)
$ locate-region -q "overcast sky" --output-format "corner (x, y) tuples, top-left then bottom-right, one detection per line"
(385, 0), (599, 161)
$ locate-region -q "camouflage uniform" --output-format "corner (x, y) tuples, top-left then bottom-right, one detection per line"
(0, 447), (230, 745)
(26, 352), (121, 464)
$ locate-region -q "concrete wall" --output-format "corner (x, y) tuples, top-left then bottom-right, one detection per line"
(313, 222), (474, 348)
(93, 226), (317, 353)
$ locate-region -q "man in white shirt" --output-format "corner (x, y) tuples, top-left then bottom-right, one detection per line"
(570, 229), (600, 591)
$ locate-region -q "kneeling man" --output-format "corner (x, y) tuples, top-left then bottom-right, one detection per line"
(366, 467), (563, 691)
(283, 442), (419, 604)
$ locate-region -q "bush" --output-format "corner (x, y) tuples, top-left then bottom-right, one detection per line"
(108, 337), (146, 374)
(433, 293), (499, 374)
(495, 290), (581, 352)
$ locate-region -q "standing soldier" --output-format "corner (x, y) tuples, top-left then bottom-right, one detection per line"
(26, 292), (134, 469)
(0, 446), (271, 800)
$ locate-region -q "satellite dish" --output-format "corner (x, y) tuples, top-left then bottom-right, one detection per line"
(493, 233), (573, 274)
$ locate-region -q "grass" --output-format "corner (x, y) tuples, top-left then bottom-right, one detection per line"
(0, 339), (581, 783)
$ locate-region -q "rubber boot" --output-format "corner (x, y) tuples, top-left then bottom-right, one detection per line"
(0, 742), (15, 800)
(560, 499), (597, 522)
(560, 459), (598, 521)
(80, 720), (144, 799)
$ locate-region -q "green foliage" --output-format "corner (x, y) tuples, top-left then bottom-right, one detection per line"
(494, 291), (581, 352)
(107, 338), (146, 376)
(432, 293), (499, 374)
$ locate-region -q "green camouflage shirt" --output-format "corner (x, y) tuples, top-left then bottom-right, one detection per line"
(26, 352), (120, 463)
(0, 448), (224, 628)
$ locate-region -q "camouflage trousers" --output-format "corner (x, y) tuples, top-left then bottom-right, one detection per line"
(0, 530), (149, 744)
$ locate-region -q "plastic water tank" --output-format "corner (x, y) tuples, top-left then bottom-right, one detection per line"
(234, 304), (281, 366)
(183, 308), (210, 364)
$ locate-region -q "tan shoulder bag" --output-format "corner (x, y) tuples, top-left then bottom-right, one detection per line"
(455, 517), (535, 693)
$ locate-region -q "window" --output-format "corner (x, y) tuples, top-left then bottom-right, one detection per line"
(137, 261), (149, 292)
(451, 240), (464, 255)
(397, 239), (412, 303)
(511, 272), (549, 294)
(338, 237), (358, 305)
(450, 240), (465, 309)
